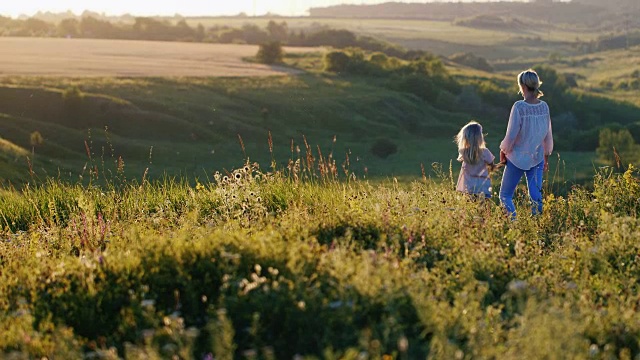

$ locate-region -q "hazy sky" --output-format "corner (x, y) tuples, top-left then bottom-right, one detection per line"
(0, 0), (519, 18)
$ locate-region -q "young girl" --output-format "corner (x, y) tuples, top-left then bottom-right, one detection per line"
(455, 121), (497, 198)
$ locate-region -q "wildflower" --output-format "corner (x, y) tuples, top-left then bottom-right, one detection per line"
(507, 280), (528, 293)
(242, 350), (257, 358)
(398, 336), (409, 352)
(141, 299), (156, 307)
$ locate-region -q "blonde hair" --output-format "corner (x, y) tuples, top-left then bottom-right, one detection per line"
(518, 69), (544, 98)
(455, 121), (485, 164)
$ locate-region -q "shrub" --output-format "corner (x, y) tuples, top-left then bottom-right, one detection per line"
(256, 41), (283, 65)
(324, 50), (351, 73)
(597, 128), (638, 166)
(569, 127), (601, 151)
(626, 122), (640, 143)
(29, 131), (44, 155)
(62, 86), (84, 104)
(370, 138), (398, 159)
(448, 52), (494, 72)
(389, 74), (439, 103)
(62, 86), (85, 126)
(305, 29), (357, 48)
(369, 52), (389, 69)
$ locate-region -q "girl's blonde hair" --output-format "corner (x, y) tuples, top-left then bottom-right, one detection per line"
(518, 69), (544, 98)
(455, 121), (485, 164)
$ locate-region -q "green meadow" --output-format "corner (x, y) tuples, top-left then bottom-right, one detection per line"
(1, 158), (640, 358)
(0, 73), (468, 184)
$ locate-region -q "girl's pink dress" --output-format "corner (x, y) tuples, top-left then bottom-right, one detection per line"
(456, 148), (495, 197)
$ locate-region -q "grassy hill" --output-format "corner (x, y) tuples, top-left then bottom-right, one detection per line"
(0, 74), (473, 184)
(2, 50), (639, 186)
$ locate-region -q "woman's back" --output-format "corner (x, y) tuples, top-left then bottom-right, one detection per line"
(501, 100), (552, 170)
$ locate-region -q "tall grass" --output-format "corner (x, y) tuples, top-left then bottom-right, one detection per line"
(0, 157), (639, 359)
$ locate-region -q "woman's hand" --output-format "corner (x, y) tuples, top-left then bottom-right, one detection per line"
(500, 150), (507, 164)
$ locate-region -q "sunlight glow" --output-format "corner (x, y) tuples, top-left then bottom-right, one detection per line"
(0, 1), (416, 18)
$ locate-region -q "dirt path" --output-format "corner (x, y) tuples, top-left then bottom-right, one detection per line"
(0, 37), (316, 77)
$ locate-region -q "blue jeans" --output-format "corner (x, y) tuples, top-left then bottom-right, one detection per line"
(499, 160), (544, 218)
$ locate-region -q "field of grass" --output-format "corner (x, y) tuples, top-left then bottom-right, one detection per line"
(0, 61), (614, 188)
(0, 74), (605, 189)
(185, 17), (601, 61)
(0, 37), (315, 77)
(1, 160), (639, 359)
(546, 45), (640, 107)
(0, 75), (449, 183)
(5, 33), (640, 193)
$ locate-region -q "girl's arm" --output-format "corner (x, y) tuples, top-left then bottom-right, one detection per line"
(484, 149), (498, 171)
(499, 103), (521, 155)
(484, 148), (496, 164)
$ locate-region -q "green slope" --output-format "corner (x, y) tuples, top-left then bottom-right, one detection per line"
(0, 75), (472, 183)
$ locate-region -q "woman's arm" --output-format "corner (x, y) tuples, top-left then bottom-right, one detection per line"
(500, 103), (521, 155)
(543, 117), (553, 156)
(543, 116), (553, 172)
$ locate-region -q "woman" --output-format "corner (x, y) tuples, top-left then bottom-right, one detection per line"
(499, 69), (553, 219)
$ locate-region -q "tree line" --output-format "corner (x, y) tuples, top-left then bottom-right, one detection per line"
(0, 16), (411, 58)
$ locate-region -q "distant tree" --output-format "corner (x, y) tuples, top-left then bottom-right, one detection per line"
(24, 18), (51, 36)
(626, 122), (640, 143)
(369, 52), (390, 69)
(174, 19), (195, 40)
(305, 29), (357, 48)
(323, 50), (351, 73)
(218, 28), (246, 43)
(256, 41), (284, 64)
(80, 16), (118, 38)
(195, 23), (205, 42)
(29, 131), (44, 156)
(597, 128), (638, 167)
(57, 18), (79, 38)
(448, 52), (493, 72)
(266, 20), (288, 42)
(390, 73), (439, 103)
(241, 24), (269, 44)
(133, 17), (176, 41)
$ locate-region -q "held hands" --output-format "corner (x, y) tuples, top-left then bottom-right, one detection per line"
(499, 150), (507, 165)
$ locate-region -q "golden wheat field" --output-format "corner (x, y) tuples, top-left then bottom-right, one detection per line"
(0, 37), (315, 77)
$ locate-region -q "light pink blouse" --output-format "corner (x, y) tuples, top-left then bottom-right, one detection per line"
(500, 100), (554, 170)
(456, 148), (495, 196)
